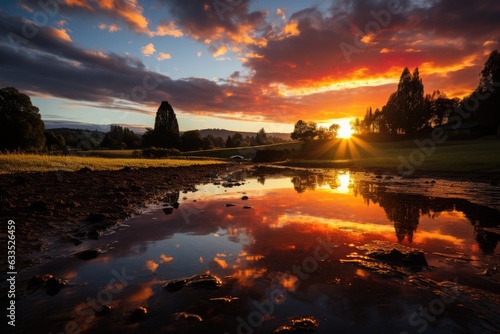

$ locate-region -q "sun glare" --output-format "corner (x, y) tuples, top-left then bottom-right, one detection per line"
(336, 119), (354, 139)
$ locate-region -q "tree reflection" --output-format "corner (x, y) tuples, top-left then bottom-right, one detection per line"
(352, 180), (499, 253)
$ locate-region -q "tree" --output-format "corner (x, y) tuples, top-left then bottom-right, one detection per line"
(180, 130), (204, 151)
(329, 123), (340, 138)
(380, 67), (425, 135)
(423, 91), (458, 127)
(45, 131), (65, 150)
(256, 128), (268, 145)
(291, 120), (318, 141)
(142, 101), (180, 148)
(101, 125), (140, 149)
(225, 135), (234, 148)
(0, 87), (46, 150)
(476, 49), (500, 133)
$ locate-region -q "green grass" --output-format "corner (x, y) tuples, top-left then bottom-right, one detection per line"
(183, 142), (302, 159)
(280, 136), (500, 175)
(0, 153), (226, 174)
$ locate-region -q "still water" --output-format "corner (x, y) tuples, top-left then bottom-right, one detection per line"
(13, 170), (500, 333)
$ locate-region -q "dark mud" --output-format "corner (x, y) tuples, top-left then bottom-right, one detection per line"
(0, 164), (246, 269)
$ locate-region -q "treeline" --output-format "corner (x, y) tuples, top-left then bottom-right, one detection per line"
(352, 50), (500, 136)
(290, 120), (341, 141)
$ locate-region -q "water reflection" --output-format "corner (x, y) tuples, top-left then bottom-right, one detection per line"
(14, 171), (500, 334)
(289, 172), (500, 254)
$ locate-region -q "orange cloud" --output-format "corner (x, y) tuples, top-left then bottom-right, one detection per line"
(213, 45), (228, 57)
(157, 52), (172, 61)
(145, 260), (158, 273)
(141, 43), (155, 56)
(50, 27), (72, 43)
(213, 257), (228, 269)
(155, 20), (183, 37)
(160, 254), (174, 263)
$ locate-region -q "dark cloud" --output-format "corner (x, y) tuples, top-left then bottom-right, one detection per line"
(244, 0), (500, 92)
(0, 11), (312, 123)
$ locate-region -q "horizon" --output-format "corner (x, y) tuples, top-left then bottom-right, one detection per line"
(1, 1), (499, 134)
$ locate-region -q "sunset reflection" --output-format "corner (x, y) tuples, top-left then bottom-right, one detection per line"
(15, 173), (499, 334)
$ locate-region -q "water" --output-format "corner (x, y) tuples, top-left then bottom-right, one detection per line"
(11, 170), (500, 333)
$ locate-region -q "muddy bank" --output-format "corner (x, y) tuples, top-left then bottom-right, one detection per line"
(0, 164), (246, 269)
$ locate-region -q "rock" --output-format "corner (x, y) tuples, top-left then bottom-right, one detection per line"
(241, 196), (249, 200)
(87, 230), (101, 240)
(163, 206), (174, 215)
(164, 279), (188, 292)
(243, 206), (252, 209)
(273, 317), (319, 333)
(45, 276), (66, 296)
(173, 312), (203, 322)
(126, 307), (148, 322)
(121, 166), (132, 172)
(75, 249), (100, 260)
(164, 274), (222, 292)
(27, 274), (66, 295)
(209, 296), (239, 304)
(85, 213), (106, 223)
(362, 241), (428, 268)
(69, 237), (83, 246)
(186, 274), (222, 289)
(27, 275), (48, 294)
(95, 305), (112, 317)
(226, 204), (236, 207)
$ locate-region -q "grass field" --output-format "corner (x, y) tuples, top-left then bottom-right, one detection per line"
(182, 136), (500, 175)
(183, 142), (302, 159)
(281, 136), (500, 175)
(0, 153), (226, 174)
(2, 136), (499, 175)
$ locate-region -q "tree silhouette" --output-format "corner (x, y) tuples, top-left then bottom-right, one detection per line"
(143, 101), (179, 148)
(291, 120), (318, 141)
(256, 127), (267, 145)
(0, 87), (46, 150)
(476, 49), (500, 134)
(180, 130), (204, 151)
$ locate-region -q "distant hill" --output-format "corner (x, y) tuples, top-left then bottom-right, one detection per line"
(50, 128), (106, 149)
(198, 129), (291, 141)
(47, 127), (291, 149)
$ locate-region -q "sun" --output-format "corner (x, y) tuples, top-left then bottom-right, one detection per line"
(336, 119), (354, 139)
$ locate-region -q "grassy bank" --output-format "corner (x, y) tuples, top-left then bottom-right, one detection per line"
(0, 153), (226, 174)
(279, 136), (500, 175)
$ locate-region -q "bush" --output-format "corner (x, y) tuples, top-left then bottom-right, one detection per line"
(142, 147), (181, 158)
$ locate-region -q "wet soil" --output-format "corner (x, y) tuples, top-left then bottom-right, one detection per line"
(0, 164), (247, 269)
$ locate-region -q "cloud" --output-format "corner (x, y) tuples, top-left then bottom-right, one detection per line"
(19, 0), (152, 35)
(141, 43), (155, 56)
(99, 23), (121, 33)
(2, 0), (500, 125)
(154, 20), (183, 37)
(157, 52), (171, 61)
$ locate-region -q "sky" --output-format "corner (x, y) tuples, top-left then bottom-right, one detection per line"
(0, 0), (499, 134)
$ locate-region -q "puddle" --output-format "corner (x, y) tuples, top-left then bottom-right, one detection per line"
(9, 171), (500, 333)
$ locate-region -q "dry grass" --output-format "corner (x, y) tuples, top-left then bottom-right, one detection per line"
(0, 153), (226, 174)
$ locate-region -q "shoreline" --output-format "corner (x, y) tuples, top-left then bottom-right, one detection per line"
(1, 162), (498, 272)
(0, 164), (247, 270)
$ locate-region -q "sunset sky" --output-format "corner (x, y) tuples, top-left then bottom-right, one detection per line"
(1, 0), (499, 133)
